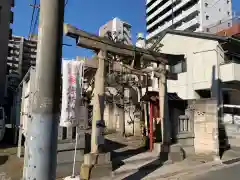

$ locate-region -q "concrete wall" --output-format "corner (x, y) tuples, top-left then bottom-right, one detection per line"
(104, 104), (121, 131)
(201, 0), (233, 32)
(0, 0), (12, 104)
(192, 99), (219, 156)
(104, 103), (141, 136)
(220, 63), (240, 82)
(160, 34), (223, 100)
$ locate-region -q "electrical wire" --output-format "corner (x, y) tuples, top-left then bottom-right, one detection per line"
(208, 0), (222, 9)
(31, 7), (40, 38)
(65, 0), (69, 7)
(28, 0), (37, 39)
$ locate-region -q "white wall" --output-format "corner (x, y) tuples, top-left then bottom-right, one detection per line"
(160, 34), (222, 100)
(200, 0), (233, 31)
(220, 63), (240, 82)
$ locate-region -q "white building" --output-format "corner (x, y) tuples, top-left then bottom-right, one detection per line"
(146, 0), (233, 41)
(99, 17), (132, 45)
(151, 29), (240, 105)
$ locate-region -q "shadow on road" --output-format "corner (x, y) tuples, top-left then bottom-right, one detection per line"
(122, 144), (169, 179)
(85, 132), (149, 172)
(0, 156), (8, 165)
(112, 146), (147, 171)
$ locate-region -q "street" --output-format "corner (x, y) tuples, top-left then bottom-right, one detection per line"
(192, 162), (240, 180)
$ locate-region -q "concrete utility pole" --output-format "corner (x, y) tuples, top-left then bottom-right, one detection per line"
(91, 50), (106, 153)
(24, 0), (64, 179)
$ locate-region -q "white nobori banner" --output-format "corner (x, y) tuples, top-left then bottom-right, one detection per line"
(60, 60), (85, 128)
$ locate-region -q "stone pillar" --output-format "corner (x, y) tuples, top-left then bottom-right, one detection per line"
(80, 50), (112, 179)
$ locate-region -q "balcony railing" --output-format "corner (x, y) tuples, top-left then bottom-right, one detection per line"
(147, 4), (199, 39)
(147, 0), (194, 30)
(147, 0), (178, 21)
(147, 0), (165, 14)
(176, 17), (199, 30)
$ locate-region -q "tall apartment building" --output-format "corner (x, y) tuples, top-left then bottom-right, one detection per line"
(99, 17), (132, 45)
(0, 0), (14, 104)
(146, 0), (233, 41)
(7, 36), (37, 78)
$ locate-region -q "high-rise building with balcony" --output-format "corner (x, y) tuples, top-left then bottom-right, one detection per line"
(0, 0), (14, 104)
(146, 0), (233, 41)
(7, 36), (37, 78)
(99, 17), (132, 45)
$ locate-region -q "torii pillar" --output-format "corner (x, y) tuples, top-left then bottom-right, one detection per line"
(91, 50), (106, 153)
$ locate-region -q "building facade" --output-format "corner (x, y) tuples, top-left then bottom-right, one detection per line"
(156, 30), (240, 156)
(152, 30), (239, 101)
(99, 17), (132, 45)
(0, 0), (14, 104)
(7, 36), (37, 78)
(146, 0), (233, 41)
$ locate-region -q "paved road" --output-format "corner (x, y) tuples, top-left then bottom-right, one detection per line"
(193, 163), (240, 180)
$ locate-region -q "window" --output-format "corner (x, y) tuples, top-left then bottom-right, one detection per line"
(219, 8), (221, 12)
(227, 0), (230, 4)
(227, 11), (230, 16)
(205, 3), (208, 7)
(170, 60), (187, 74)
(206, 28), (210, 32)
(228, 22), (231, 27)
(206, 15), (209, 20)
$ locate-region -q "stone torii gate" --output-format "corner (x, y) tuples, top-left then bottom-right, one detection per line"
(64, 24), (182, 178)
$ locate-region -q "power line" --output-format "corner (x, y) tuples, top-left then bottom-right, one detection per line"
(32, 7), (40, 37)
(65, 0), (69, 7)
(28, 0), (68, 39)
(208, 0), (222, 9)
(28, 0), (37, 39)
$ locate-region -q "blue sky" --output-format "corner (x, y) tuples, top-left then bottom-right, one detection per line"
(13, 0), (240, 59)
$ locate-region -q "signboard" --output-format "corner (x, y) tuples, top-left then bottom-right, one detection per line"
(60, 60), (85, 128)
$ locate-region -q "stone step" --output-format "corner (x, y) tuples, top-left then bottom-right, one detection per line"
(153, 143), (185, 162)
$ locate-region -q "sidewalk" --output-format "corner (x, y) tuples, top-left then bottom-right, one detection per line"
(111, 148), (240, 180)
(112, 154), (222, 180)
(0, 146), (82, 180)
(105, 133), (223, 180)
(0, 147), (23, 180)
